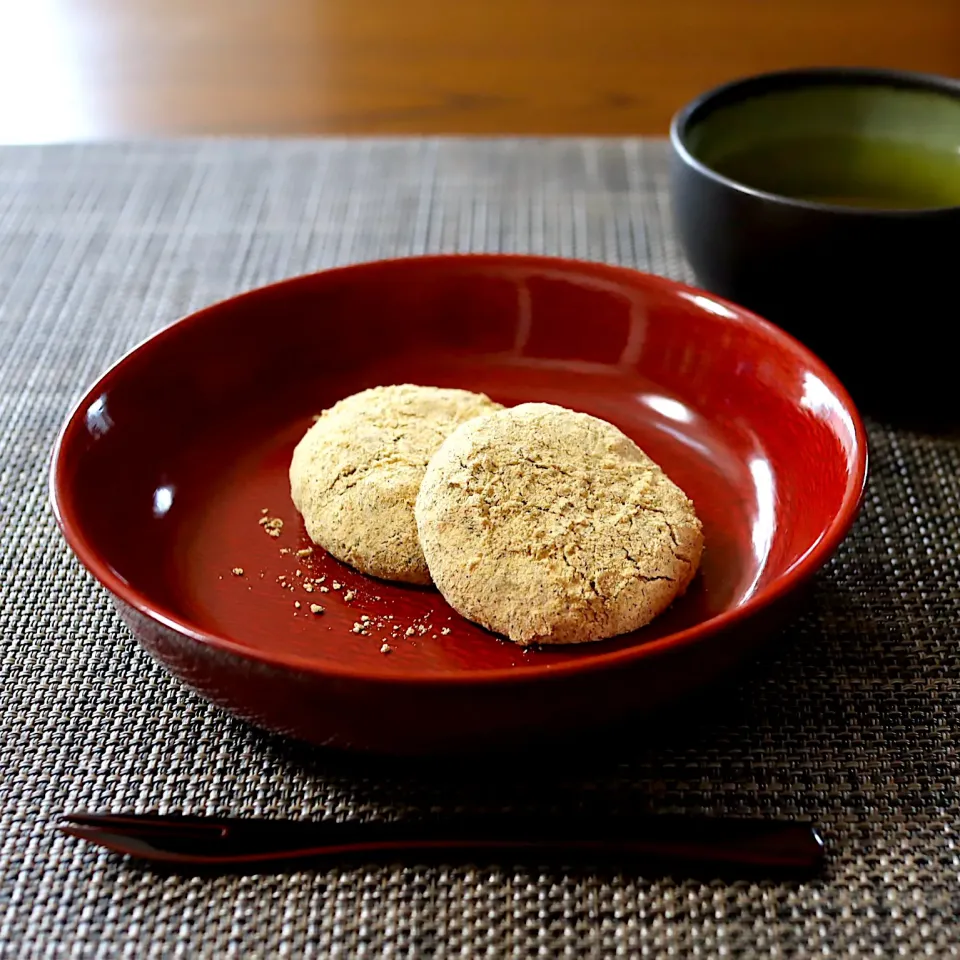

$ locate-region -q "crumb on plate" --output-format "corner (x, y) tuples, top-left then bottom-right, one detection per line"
(259, 516), (283, 538)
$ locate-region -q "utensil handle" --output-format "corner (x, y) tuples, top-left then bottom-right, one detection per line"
(251, 817), (823, 871)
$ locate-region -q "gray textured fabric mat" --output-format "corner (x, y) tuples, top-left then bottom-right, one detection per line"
(2, 139), (959, 958)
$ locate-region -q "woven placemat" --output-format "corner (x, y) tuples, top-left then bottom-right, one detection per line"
(1, 139), (959, 958)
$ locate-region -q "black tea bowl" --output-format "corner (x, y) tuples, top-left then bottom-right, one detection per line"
(670, 67), (960, 425)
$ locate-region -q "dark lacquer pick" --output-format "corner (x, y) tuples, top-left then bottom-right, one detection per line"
(58, 812), (825, 877)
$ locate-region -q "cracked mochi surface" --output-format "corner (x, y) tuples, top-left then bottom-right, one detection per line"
(415, 403), (703, 645)
(290, 385), (503, 584)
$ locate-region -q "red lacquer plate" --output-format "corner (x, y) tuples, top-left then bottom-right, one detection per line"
(51, 256), (867, 754)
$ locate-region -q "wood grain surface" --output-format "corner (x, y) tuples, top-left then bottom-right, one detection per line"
(2, 0), (958, 142)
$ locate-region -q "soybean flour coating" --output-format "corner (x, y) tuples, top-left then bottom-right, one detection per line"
(290, 384), (503, 584)
(415, 403), (703, 645)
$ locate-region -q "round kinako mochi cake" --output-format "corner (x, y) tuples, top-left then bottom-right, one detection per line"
(414, 402), (703, 643)
(290, 384), (503, 584)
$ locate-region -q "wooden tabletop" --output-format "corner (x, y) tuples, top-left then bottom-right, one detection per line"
(1, 0), (958, 143)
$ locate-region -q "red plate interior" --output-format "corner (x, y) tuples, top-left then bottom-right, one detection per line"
(53, 256), (866, 685)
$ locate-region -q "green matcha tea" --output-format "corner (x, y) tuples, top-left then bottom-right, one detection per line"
(712, 135), (960, 209)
